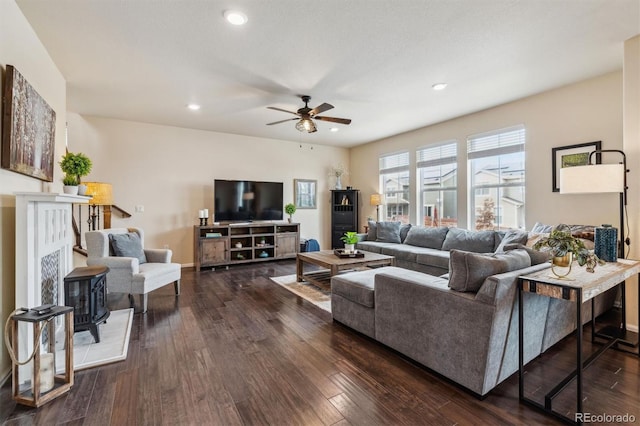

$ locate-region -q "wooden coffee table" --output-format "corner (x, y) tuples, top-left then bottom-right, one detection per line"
(296, 249), (395, 289)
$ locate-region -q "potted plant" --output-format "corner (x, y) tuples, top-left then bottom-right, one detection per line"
(532, 224), (603, 276)
(340, 231), (359, 253)
(59, 152), (92, 195)
(284, 203), (296, 223)
(62, 174), (79, 195)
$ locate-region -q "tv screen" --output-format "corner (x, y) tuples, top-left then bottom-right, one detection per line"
(214, 179), (283, 221)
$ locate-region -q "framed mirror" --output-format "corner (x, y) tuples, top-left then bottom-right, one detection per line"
(294, 179), (317, 209)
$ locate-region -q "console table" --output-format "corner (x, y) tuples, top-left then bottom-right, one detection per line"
(518, 259), (640, 425)
(194, 222), (299, 271)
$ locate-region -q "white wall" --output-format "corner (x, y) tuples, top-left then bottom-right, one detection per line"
(1, 0), (67, 380)
(351, 72), (624, 230)
(67, 114), (350, 264)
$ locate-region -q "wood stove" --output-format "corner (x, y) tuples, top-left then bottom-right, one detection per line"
(64, 266), (110, 343)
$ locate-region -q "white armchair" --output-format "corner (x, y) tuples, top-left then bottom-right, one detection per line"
(85, 227), (181, 313)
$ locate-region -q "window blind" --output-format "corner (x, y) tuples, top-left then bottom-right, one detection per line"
(467, 126), (525, 159)
(417, 141), (457, 168)
(379, 151), (409, 174)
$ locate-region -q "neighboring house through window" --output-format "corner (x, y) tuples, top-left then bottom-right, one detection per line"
(468, 126), (525, 230)
(379, 151), (410, 224)
(417, 141), (458, 227)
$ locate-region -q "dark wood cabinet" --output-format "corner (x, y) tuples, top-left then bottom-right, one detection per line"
(330, 189), (360, 249)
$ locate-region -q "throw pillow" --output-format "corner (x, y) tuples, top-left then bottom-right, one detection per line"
(109, 232), (147, 264)
(494, 230), (529, 252)
(399, 223), (412, 243)
(531, 222), (553, 233)
(448, 249), (531, 292)
(376, 221), (402, 243)
(503, 243), (551, 265)
(442, 228), (495, 253)
(366, 221), (377, 241)
(403, 226), (449, 249)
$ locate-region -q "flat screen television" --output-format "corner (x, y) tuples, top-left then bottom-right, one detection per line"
(214, 179), (283, 222)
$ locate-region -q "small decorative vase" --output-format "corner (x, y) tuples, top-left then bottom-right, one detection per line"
(235, 242), (242, 248)
(335, 175), (342, 190)
(595, 224), (617, 262)
(288, 217), (292, 223)
(344, 243), (355, 253)
(551, 252), (573, 278)
(77, 184), (87, 196)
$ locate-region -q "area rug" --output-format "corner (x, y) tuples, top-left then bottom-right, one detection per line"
(56, 308), (133, 371)
(270, 274), (331, 313)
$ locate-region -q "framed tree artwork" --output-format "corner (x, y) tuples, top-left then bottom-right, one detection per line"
(294, 179), (317, 209)
(551, 141), (601, 192)
(1, 65), (56, 182)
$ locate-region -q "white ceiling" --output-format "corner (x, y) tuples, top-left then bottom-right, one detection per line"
(15, 0), (640, 148)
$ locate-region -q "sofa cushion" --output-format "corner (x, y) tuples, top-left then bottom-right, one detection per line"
(448, 249), (531, 292)
(380, 244), (418, 263)
(494, 230), (529, 252)
(403, 226), (449, 249)
(109, 232), (147, 264)
(376, 221), (402, 243)
(366, 221), (377, 241)
(442, 228), (495, 253)
(415, 248), (451, 270)
(503, 243), (551, 265)
(331, 267), (401, 308)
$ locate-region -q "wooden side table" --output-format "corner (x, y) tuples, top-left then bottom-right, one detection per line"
(518, 259), (640, 425)
(10, 306), (74, 407)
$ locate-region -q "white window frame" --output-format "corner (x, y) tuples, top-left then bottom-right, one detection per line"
(379, 151), (410, 223)
(417, 141), (458, 227)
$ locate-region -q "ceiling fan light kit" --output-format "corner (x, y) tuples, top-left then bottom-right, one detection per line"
(267, 95), (351, 133)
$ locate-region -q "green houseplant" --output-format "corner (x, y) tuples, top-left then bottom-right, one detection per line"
(532, 224), (603, 276)
(59, 152), (92, 194)
(340, 231), (359, 253)
(284, 203), (296, 223)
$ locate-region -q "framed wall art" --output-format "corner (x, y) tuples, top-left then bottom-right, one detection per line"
(551, 141), (601, 192)
(294, 179), (317, 209)
(1, 65), (56, 182)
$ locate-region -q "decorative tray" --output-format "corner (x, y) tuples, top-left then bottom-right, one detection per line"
(334, 249), (365, 258)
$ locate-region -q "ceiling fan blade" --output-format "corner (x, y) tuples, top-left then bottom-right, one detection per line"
(309, 103), (334, 116)
(267, 106), (300, 116)
(266, 118), (299, 126)
(314, 116), (352, 125)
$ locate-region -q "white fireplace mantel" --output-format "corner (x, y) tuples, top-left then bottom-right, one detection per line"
(15, 192), (90, 310)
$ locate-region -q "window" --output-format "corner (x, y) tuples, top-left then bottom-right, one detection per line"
(417, 141), (457, 227)
(468, 126), (525, 230)
(379, 152), (410, 223)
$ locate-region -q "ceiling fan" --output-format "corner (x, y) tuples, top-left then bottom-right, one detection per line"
(266, 95), (352, 133)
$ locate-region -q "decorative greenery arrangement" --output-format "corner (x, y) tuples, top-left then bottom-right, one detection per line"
(284, 203), (296, 219)
(340, 231), (359, 245)
(59, 152), (92, 184)
(532, 224), (602, 268)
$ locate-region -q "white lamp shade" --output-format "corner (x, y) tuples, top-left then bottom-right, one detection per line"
(559, 164), (624, 194)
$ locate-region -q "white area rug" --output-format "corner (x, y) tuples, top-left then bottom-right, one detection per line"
(57, 308), (133, 371)
(270, 274), (331, 313)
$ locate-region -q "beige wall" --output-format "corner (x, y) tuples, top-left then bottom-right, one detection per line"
(351, 72), (624, 230)
(66, 114), (350, 264)
(0, 0), (68, 379)
(624, 35), (640, 329)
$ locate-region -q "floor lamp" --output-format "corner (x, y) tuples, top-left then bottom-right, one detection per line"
(370, 194), (383, 222)
(84, 182), (114, 230)
(560, 149), (631, 343)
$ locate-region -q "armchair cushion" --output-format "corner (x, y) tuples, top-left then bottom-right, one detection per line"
(109, 232), (147, 264)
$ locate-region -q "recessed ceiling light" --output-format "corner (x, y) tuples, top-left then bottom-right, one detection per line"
(432, 83), (447, 91)
(224, 10), (248, 26)
(187, 103), (201, 111)
(330, 127), (339, 132)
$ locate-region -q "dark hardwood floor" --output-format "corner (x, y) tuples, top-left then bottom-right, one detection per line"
(2, 260), (639, 425)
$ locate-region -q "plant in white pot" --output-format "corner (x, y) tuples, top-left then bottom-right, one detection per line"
(340, 231), (359, 253)
(284, 203), (296, 223)
(62, 174), (79, 195)
(59, 152), (92, 195)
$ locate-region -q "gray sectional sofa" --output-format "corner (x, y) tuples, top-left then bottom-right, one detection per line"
(331, 222), (615, 397)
